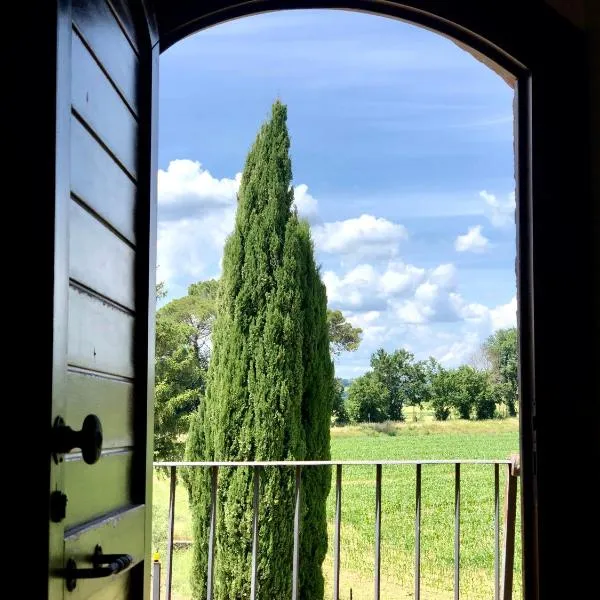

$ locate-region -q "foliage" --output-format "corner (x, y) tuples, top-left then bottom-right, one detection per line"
(346, 349), (433, 423)
(483, 327), (518, 416)
(346, 351), (501, 424)
(187, 278), (219, 302)
(427, 358), (455, 421)
(453, 365), (493, 420)
(185, 101), (333, 600)
(332, 378), (349, 425)
(370, 349), (407, 421)
(156, 281), (168, 300)
(154, 315), (206, 462)
(153, 282), (217, 463)
(327, 309), (362, 355)
(346, 372), (389, 423)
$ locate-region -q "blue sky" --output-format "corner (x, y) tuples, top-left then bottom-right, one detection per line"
(157, 9), (516, 378)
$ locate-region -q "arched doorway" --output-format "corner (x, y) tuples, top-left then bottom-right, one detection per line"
(28, 2), (596, 600)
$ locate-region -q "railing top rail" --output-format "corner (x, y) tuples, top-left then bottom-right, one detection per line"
(153, 459), (513, 467)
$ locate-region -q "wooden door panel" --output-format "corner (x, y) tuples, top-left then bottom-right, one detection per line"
(64, 505), (145, 599)
(67, 287), (134, 377)
(72, 576), (131, 600)
(49, 1), (155, 597)
(70, 118), (137, 244)
(72, 0), (139, 112)
(64, 452), (134, 529)
(106, 0), (140, 53)
(71, 31), (138, 177)
(65, 371), (134, 451)
(69, 201), (135, 310)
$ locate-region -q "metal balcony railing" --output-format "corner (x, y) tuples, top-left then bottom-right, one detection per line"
(152, 458), (520, 600)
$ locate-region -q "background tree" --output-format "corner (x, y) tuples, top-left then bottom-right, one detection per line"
(483, 327), (518, 416)
(473, 372), (497, 420)
(185, 101), (333, 600)
(370, 348), (419, 421)
(405, 359), (431, 412)
(346, 372), (389, 423)
(158, 280), (218, 370)
(332, 378), (350, 425)
(154, 317), (205, 461)
(156, 280), (168, 300)
(328, 309), (362, 355)
(426, 358), (455, 421)
(153, 281), (217, 462)
(452, 365), (492, 420)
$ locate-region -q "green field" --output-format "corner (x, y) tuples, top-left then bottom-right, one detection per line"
(153, 417), (521, 599)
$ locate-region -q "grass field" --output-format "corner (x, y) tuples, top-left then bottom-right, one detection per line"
(153, 416), (521, 599)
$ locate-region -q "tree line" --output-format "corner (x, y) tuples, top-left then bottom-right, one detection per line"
(335, 326), (518, 425)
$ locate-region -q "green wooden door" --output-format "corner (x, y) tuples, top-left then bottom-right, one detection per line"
(48, 1), (157, 598)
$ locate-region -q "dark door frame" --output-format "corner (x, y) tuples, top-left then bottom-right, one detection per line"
(149, 3), (597, 600)
(13, 2), (595, 599)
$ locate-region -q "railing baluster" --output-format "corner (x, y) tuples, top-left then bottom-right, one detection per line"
(494, 463), (500, 600)
(333, 464), (342, 600)
(454, 463), (460, 600)
(415, 463), (422, 600)
(374, 464), (382, 600)
(152, 554), (161, 600)
(251, 466), (261, 600)
(151, 458), (516, 600)
(207, 466), (218, 600)
(292, 466), (301, 600)
(501, 457), (519, 600)
(165, 465), (176, 600)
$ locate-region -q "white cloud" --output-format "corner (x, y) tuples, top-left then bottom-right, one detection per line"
(324, 260), (463, 323)
(480, 190), (515, 228)
(332, 292), (517, 378)
(157, 159), (321, 293)
(455, 225), (490, 253)
(324, 261), (429, 312)
(380, 261), (426, 295)
(433, 330), (483, 366)
(429, 263), (457, 287)
(158, 159), (240, 220)
(156, 159), (517, 379)
(293, 184), (320, 223)
(490, 296), (517, 330)
(313, 214), (407, 258)
(157, 160), (240, 292)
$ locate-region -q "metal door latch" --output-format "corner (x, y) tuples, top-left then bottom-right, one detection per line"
(65, 545), (133, 592)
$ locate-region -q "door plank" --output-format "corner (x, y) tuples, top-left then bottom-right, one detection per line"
(76, 574), (130, 600)
(64, 453), (134, 528)
(71, 117), (136, 244)
(65, 370), (134, 450)
(65, 505), (144, 599)
(72, 0), (139, 112)
(71, 31), (138, 177)
(68, 286), (134, 378)
(70, 200), (135, 310)
(106, 0), (139, 53)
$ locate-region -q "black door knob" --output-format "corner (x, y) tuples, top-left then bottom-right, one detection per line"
(52, 414), (103, 465)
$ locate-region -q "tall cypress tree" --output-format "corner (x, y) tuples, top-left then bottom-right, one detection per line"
(186, 101), (333, 600)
